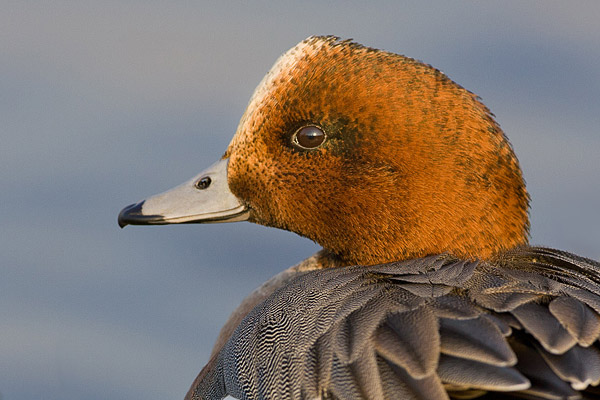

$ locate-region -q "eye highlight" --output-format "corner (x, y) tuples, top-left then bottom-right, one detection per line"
(292, 125), (326, 150)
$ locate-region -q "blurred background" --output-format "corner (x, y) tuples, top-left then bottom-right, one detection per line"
(1, 1), (599, 399)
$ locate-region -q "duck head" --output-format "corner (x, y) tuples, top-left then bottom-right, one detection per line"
(119, 36), (530, 266)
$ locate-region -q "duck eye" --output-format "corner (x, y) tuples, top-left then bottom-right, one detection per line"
(292, 125), (326, 149)
(195, 176), (211, 190)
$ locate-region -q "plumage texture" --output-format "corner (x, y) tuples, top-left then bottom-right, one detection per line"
(225, 35), (530, 264)
(186, 247), (600, 399)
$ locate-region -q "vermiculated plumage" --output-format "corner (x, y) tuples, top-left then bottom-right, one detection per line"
(186, 247), (600, 399)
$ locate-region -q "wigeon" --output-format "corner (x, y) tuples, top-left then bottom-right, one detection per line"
(119, 36), (600, 399)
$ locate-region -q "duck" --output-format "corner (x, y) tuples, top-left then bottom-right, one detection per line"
(118, 36), (600, 399)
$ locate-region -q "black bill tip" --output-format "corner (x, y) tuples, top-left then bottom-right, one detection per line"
(118, 201), (143, 228)
(118, 201), (166, 228)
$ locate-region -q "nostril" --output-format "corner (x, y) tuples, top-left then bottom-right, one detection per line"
(195, 176), (212, 190)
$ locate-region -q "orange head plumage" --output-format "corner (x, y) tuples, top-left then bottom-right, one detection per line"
(224, 36), (530, 265)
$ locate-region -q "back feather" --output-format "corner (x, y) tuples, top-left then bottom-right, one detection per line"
(186, 247), (600, 400)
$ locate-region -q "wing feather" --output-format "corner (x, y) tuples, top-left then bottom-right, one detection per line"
(187, 248), (600, 399)
(437, 354), (529, 392)
(373, 307), (439, 378)
(378, 355), (450, 400)
(535, 343), (600, 390)
(431, 294), (483, 320)
(511, 302), (577, 354)
(509, 339), (580, 399)
(439, 316), (516, 366)
(549, 297), (600, 346)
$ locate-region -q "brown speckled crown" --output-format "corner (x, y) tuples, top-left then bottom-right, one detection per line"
(225, 36), (530, 265)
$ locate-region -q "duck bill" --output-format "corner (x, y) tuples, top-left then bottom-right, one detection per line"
(118, 158), (249, 228)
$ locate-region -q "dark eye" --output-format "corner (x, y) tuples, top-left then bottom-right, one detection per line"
(195, 176), (211, 190)
(292, 125), (326, 149)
